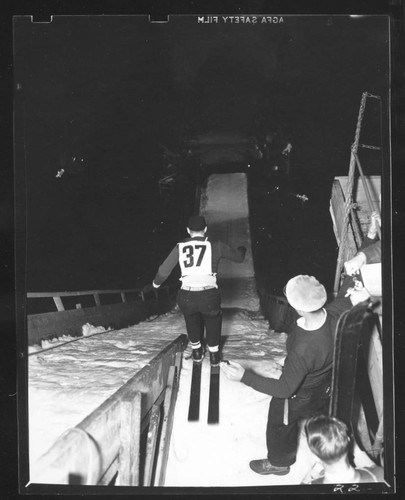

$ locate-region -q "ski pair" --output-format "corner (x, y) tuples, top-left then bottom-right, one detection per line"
(188, 362), (220, 424)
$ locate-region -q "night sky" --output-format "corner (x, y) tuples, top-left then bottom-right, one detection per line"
(13, 15), (389, 293)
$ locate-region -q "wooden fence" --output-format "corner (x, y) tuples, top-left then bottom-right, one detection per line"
(27, 286), (176, 345)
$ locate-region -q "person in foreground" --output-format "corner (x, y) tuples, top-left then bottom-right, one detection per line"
(221, 273), (370, 475)
(145, 215), (246, 366)
(304, 414), (384, 484)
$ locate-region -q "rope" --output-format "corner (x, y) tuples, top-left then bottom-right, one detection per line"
(333, 92), (368, 294)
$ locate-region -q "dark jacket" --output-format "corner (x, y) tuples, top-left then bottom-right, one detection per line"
(360, 240), (381, 264)
(241, 276), (354, 399)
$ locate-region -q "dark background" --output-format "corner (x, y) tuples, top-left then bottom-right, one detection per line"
(13, 15), (389, 294)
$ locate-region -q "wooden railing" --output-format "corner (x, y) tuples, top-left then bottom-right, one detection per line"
(27, 287), (168, 312)
(28, 334), (187, 490)
(26, 286), (177, 346)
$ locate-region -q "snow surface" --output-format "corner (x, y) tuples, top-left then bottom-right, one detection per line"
(28, 173), (374, 487)
(28, 312), (185, 468)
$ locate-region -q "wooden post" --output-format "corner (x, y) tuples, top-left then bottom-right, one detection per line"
(143, 404), (161, 486)
(94, 293), (101, 307)
(155, 365), (178, 486)
(118, 391), (142, 486)
(175, 351), (182, 371)
(53, 296), (64, 311)
(120, 292), (126, 303)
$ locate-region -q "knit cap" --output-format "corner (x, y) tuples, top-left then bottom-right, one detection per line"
(284, 275), (327, 312)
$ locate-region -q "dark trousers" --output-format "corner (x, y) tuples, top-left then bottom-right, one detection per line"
(177, 288), (222, 348)
(266, 387), (330, 467)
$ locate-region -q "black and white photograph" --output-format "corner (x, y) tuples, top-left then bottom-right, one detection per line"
(11, 5), (401, 496)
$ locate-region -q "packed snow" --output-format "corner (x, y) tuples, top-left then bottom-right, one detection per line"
(28, 313), (185, 468)
(28, 173), (375, 487)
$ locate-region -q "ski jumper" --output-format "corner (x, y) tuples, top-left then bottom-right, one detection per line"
(153, 236), (245, 348)
(241, 275), (354, 467)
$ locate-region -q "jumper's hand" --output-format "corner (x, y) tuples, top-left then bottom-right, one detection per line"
(220, 360), (245, 381)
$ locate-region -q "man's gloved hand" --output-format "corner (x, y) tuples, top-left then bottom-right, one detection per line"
(345, 281), (371, 306)
(237, 246), (247, 257)
(142, 283), (156, 295)
(344, 252), (366, 276)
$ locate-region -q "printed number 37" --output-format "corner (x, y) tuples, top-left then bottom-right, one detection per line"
(182, 245), (206, 268)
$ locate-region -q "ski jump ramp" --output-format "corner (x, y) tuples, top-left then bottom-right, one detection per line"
(200, 173), (260, 311)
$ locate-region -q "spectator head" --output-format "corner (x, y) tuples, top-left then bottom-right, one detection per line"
(305, 415), (351, 465)
(187, 215), (207, 235)
(284, 275), (327, 313)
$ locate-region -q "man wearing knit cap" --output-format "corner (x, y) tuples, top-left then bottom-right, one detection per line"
(146, 215), (246, 366)
(222, 273), (370, 475)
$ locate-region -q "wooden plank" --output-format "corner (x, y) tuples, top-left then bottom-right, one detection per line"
(27, 296), (176, 345)
(118, 392), (142, 486)
(53, 297), (64, 311)
(31, 335), (187, 485)
(28, 289), (141, 298)
(143, 404), (161, 486)
(331, 175), (381, 247)
(335, 175), (381, 208)
(175, 350), (182, 372)
(155, 365), (178, 486)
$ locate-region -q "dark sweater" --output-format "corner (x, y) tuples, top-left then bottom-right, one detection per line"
(360, 240), (381, 264)
(241, 277), (354, 399)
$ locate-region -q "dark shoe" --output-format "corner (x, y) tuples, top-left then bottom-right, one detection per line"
(192, 347), (204, 363)
(209, 351), (221, 366)
(249, 459), (290, 476)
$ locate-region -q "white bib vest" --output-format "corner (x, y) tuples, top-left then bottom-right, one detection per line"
(178, 239), (217, 288)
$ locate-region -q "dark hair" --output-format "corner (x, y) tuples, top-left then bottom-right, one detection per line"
(187, 215), (206, 232)
(305, 415), (351, 465)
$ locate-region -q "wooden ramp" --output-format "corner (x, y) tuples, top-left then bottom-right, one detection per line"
(28, 335), (187, 490)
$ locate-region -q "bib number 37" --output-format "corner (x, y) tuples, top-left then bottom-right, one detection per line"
(182, 244), (206, 268)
